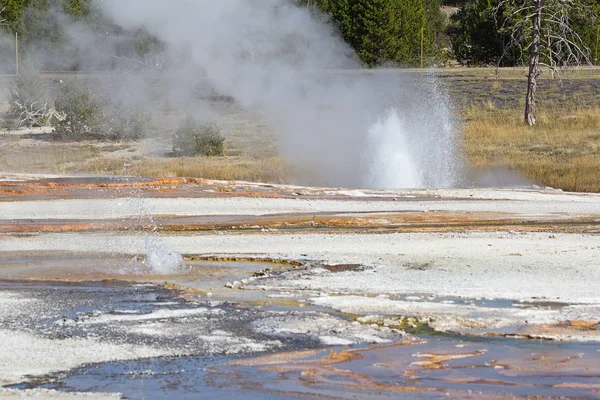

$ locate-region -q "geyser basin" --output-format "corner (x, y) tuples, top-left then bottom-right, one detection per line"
(8, 287), (600, 399)
(3, 278), (600, 399)
(2, 177), (600, 398)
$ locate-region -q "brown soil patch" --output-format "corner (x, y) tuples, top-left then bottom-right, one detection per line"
(324, 264), (362, 273)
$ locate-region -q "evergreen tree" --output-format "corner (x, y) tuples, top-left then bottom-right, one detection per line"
(0, 0), (29, 25)
(393, 0), (430, 66)
(298, 0), (443, 67)
(62, 0), (89, 17)
(346, 0), (397, 66)
(447, 0), (506, 65)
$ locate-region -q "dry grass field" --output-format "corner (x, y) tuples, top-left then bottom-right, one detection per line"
(82, 156), (290, 183)
(463, 107), (600, 192)
(443, 68), (600, 111)
(446, 68), (600, 192)
(0, 69), (599, 191)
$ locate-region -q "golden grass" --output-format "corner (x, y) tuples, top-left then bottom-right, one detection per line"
(79, 156), (290, 184)
(462, 106), (600, 192)
(0, 138), (290, 184)
(0, 145), (100, 175)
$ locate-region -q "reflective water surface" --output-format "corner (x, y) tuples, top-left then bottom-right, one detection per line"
(19, 336), (600, 399)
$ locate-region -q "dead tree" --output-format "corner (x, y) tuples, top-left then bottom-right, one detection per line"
(9, 97), (52, 130)
(494, 0), (592, 126)
(7, 71), (54, 130)
(525, 0), (543, 126)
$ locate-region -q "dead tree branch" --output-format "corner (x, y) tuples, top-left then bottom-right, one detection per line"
(492, 0), (593, 125)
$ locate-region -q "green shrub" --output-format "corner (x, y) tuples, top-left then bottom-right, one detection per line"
(52, 80), (148, 141)
(52, 80), (106, 139)
(173, 117), (225, 157)
(195, 123), (225, 156)
(105, 102), (148, 141)
(7, 72), (52, 129)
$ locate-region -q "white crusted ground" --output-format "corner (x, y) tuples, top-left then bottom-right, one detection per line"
(1, 186), (599, 394)
(0, 389), (122, 399)
(0, 330), (170, 387)
(1, 188), (599, 220)
(250, 311), (400, 345)
(309, 294), (600, 339)
(3, 231), (599, 303)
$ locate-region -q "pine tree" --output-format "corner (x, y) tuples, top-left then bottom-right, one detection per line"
(350, 0), (395, 66)
(298, 0), (442, 67)
(63, 0), (89, 17)
(0, 0), (29, 25)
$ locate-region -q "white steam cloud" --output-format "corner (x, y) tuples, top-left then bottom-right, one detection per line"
(93, 0), (463, 189)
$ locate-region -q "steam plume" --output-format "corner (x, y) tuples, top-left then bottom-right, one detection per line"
(31, 0), (466, 188)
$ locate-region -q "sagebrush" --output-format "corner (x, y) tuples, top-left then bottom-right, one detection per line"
(7, 73), (53, 130)
(105, 101), (148, 141)
(173, 117), (225, 157)
(52, 80), (106, 139)
(52, 80), (147, 140)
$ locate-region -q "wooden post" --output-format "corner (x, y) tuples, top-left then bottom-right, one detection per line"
(595, 25), (600, 66)
(549, 39), (554, 80)
(15, 32), (19, 75)
(420, 26), (424, 70)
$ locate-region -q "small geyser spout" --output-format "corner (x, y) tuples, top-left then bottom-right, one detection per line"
(363, 109), (421, 189)
(144, 238), (184, 275)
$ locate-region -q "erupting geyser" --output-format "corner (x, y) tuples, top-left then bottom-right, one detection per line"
(98, 0), (463, 189)
(363, 76), (462, 189)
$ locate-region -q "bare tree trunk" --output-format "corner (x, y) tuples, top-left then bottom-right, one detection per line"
(525, 0), (543, 126)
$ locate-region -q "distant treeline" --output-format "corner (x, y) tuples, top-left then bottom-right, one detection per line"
(0, 0), (164, 72)
(299, 0), (600, 67)
(447, 0), (600, 66)
(1, 0), (599, 70)
(297, 0), (448, 67)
